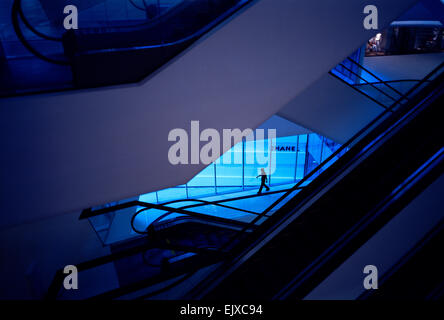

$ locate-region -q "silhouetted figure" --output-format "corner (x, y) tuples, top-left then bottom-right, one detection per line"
(256, 168), (270, 194)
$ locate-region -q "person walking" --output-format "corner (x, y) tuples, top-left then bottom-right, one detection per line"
(256, 168), (270, 194)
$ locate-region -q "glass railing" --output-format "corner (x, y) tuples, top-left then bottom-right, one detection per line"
(331, 44), (444, 111)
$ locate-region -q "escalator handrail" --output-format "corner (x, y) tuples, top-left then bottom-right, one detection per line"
(11, 0), (250, 66)
(337, 62), (400, 104)
(128, 0), (149, 12)
(329, 70), (390, 110)
(11, 0), (70, 65)
(83, 188), (296, 237)
(83, 200), (253, 229)
(333, 56), (438, 110)
(331, 58), (436, 111)
(130, 198), (266, 234)
(46, 233), (226, 299)
(81, 186), (297, 240)
(85, 0), (202, 32)
(78, 0), (249, 34)
(80, 186), (295, 219)
(353, 79), (432, 86)
(79, 0), (252, 55)
(346, 56), (407, 99)
(16, 0), (63, 42)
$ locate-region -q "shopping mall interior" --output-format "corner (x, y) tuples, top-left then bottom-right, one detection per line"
(0, 0), (443, 300)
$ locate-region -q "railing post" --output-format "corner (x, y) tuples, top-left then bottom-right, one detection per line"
(304, 134), (310, 177)
(294, 135), (299, 182)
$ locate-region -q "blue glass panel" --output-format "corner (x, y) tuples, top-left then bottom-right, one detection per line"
(243, 139), (271, 187)
(216, 186), (243, 194)
(187, 164), (216, 197)
(272, 136), (297, 185)
(139, 192), (157, 203)
(296, 134), (307, 180)
(157, 185), (187, 202)
(306, 133), (323, 176)
(187, 164), (215, 187)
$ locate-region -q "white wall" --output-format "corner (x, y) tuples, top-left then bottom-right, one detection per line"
(0, 0), (418, 228)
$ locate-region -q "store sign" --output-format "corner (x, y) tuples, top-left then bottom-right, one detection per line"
(274, 145), (296, 152)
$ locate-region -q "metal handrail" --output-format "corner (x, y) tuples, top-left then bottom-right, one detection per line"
(11, 0), (70, 65)
(83, 200), (252, 229)
(329, 70), (389, 110)
(346, 57), (407, 99)
(337, 62), (400, 103)
(81, 0), (252, 55)
(353, 79), (431, 86)
(80, 186), (295, 219)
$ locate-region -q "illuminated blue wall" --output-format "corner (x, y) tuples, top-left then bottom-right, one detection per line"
(89, 131), (344, 245)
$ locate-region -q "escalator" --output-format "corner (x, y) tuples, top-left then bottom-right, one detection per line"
(8, 0), (249, 91)
(45, 60), (444, 299)
(46, 189), (289, 299)
(63, 0), (248, 87)
(189, 63), (444, 300)
(46, 217), (241, 299)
